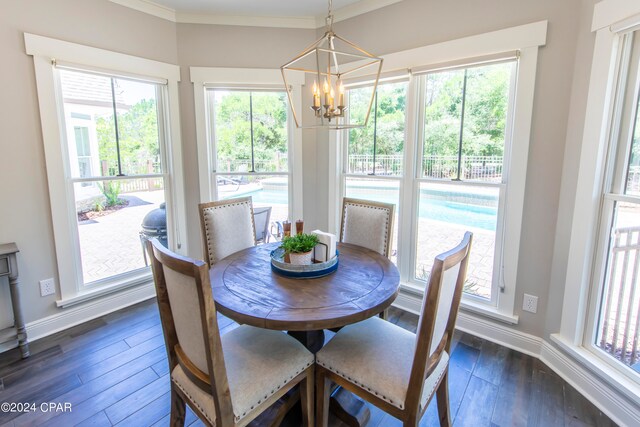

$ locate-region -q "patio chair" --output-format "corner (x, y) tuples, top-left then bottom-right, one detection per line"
(145, 238), (314, 427)
(340, 197), (395, 258)
(252, 206), (272, 244)
(315, 232), (473, 427)
(199, 197), (256, 265)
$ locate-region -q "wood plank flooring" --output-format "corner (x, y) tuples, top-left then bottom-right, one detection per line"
(0, 300), (616, 427)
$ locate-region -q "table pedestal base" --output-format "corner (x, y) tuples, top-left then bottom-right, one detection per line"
(287, 330), (325, 354)
(331, 386), (371, 427)
(288, 329), (371, 427)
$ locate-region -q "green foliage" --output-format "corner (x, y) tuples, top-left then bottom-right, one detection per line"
(95, 98), (160, 176)
(424, 63), (511, 158)
(280, 233), (319, 254)
(100, 181), (122, 207)
(213, 91), (288, 172)
(347, 62), (512, 171)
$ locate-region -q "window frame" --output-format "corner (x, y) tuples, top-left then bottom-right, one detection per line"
(25, 33), (188, 307)
(191, 67), (304, 221)
(555, 0), (640, 407)
(332, 21), (546, 322)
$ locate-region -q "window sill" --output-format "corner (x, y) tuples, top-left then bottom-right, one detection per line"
(399, 282), (519, 324)
(550, 333), (640, 407)
(56, 271), (153, 308)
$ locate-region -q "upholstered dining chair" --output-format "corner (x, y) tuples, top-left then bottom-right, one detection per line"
(252, 206), (272, 244)
(199, 197), (256, 266)
(340, 197), (395, 258)
(145, 238), (315, 427)
(315, 232), (473, 427)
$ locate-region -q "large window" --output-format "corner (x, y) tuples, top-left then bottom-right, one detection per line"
(344, 80), (408, 261)
(588, 29), (640, 379)
(209, 89), (290, 226)
(60, 69), (169, 286)
(27, 34), (186, 305)
(342, 61), (515, 306)
(415, 62), (514, 302)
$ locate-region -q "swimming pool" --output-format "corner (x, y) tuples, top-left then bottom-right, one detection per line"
(226, 186), (498, 231)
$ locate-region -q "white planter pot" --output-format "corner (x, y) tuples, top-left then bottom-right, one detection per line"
(288, 250), (313, 265)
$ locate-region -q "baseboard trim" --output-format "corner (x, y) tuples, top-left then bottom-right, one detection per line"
(0, 283), (157, 354)
(540, 340), (637, 427)
(394, 289), (639, 426)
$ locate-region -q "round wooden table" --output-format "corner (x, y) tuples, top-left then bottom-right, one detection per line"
(210, 241), (400, 426)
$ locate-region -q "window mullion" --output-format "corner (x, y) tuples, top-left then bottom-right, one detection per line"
(249, 91), (256, 173)
(109, 77), (124, 177)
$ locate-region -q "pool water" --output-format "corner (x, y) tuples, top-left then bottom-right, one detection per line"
(228, 187), (498, 231)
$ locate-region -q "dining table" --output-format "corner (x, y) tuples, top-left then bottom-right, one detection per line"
(209, 241), (401, 427)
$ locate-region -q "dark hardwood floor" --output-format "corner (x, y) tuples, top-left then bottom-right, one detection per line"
(0, 300), (615, 427)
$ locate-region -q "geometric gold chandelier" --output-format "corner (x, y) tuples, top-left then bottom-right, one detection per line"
(281, 0), (383, 130)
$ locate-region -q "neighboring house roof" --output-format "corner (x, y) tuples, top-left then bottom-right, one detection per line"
(60, 70), (130, 110)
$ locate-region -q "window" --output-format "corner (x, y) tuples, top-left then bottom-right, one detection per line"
(26, 34), (186, 305)
(60, 69), (168, 286)
(334, 23), (544, 320)
(343, 80), (408, 262)
(587, 29), (640, 379)
(209, 89), (291, 225)
(414, 61), (515, 303)
(341, 62), (515, 306)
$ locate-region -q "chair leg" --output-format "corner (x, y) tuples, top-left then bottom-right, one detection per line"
(300, 366), (315, 427)
(436, 372), (452, 427)
(379, 308), (389, 320)
(315, 368), (331, 427)
(170, 388), (187, 427)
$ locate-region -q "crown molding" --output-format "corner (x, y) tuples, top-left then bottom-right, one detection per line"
(110, 0), (176, 21)
(109, 0), (404, 29)
(176, 12), (317, 29)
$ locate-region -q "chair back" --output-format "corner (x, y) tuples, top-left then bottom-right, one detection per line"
(406, 232), (473, 411)
(340, 197), (395, 257)
(146, 238), (234, 425)
(199, 196), (256, 265)
(253, 206), (272, 243)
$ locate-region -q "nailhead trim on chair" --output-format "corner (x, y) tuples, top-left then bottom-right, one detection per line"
(174, 361), (313, 423)
(341, 202), (392, 256)
(202, 200), (256, 264)
(316, 357), (448, 411)
(172, 377), (216, 426)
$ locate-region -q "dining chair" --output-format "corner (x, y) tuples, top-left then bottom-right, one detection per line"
(253, 206), (272, 244)
(315, 232), (473, 427)
(340, 197), (395, 258)
(145, 238), (315, 427)
(199, 196), (256, 266)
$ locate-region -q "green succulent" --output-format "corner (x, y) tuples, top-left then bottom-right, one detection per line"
(280, 233), (319, 254)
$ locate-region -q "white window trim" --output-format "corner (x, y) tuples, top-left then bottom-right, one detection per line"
(25, 33), (188, 307)
(557, 0), (640, 402)
(329, 21), (546, 320)
(190, 67), (304, 220)
(559, 0), (640, 345)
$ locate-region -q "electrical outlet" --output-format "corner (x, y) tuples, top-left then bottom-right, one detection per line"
(523, 293), (538, 313)
(39, 278), (55, 297)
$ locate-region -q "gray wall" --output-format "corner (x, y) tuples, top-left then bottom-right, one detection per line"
(0, 0), (598, 341)
(0, 0), (178, 324)
(315, 0), (589, 337)
(174, 23), (316, 257)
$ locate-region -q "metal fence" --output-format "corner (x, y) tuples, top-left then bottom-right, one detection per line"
(597, 226), (640, 368)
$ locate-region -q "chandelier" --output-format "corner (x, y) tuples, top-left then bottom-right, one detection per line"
(281, 0), (383, 130)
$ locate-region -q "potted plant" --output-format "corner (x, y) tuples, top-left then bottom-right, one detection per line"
(281, 233), (319, 265)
